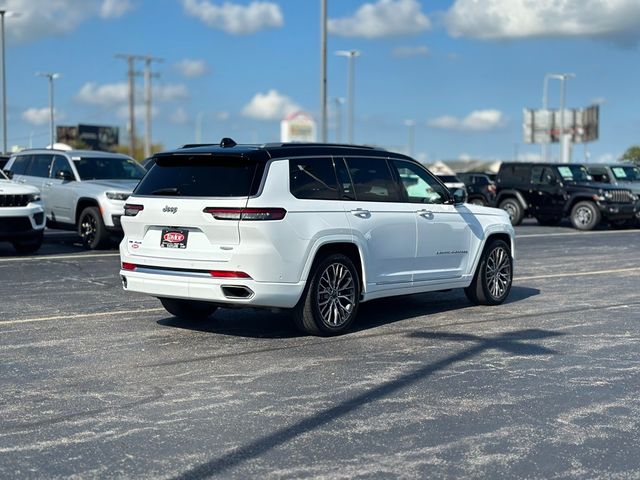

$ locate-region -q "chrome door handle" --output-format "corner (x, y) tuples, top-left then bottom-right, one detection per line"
(350, 208), (371, 218)
(417, 209), (434, 219)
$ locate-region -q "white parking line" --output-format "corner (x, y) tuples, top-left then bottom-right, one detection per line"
(0, 308), (165, 326)
(0, 253), (120, 263)
(516, 267), (640, 281)
(517, 229), (640, 239)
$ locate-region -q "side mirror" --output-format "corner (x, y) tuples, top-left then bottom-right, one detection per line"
(452, 188), (467, 205)
(56, 170), (74, 181)
(546, 175), (557, 185)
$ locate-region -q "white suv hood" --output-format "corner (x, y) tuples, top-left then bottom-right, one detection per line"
(0, 179), (40, 195)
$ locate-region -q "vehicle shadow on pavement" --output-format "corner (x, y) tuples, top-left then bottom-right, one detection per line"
(169, 328), (563, 480)
(156, 286), (540, 339)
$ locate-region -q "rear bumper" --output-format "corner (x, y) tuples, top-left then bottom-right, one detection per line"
(119, 268), (305, 309)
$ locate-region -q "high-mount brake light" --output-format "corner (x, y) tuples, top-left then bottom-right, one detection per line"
(124, 204), (144, 216)
(209, 270), (252, 279)
(122, 262), (137, 271)
(203, 207), (286, 221)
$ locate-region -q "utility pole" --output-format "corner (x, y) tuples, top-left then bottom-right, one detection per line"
(320, 0), (327, 142)
(334, 97), (344, 143)
(116, 54), (145, 158)
(336, 50), (360, 144)
(143, 55), (163, 158)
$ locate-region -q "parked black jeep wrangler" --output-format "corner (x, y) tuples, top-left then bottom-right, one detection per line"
(495, 162), (639, 230)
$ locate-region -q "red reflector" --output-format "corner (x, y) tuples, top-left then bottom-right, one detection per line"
(124, 204), (144, 216)
(209, 270), (251, 279)
(122, 262), (137, 271)
(203, 207), (286, 221)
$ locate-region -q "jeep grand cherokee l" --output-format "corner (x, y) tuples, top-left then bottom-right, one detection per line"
(5, 149), (146, 249)
(119, 139), (515, 336)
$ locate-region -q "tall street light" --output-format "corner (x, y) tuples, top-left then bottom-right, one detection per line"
(542, 73), (562, 162)
(336, 50), (360, 144)
(0, 10), (20, 153)
(542, 72), (575, 163)
(334, 97), (344, 143)
(36, 72), (60, 148)
(405, 119), (416, 157)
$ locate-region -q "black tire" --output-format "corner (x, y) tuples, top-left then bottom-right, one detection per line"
(12, 231), (44, 255)
(469, 197), (487, 206)
(536, 216), (562, 226)
(499, 198), (524, 226)
(570, 201), (601, 231)
(159, 297), (218, 319)
(465, 239), (513, 306)
(293, 253), (361, 336)
(78, 206), (109, 249)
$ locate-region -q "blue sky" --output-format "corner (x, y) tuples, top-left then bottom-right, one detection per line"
(3, 0), (640, 163)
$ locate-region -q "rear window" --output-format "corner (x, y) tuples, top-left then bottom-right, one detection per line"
(499, 165), (530, 184)
(289, 157), (340, 200)
(134, 155), (265, 197)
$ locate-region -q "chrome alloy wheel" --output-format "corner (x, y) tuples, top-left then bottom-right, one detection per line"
(503, 203), (517, 222)
(80, 213), (97, 244)
(575, 206), (593, 227)
(485, 246), (511, 299)
(316, 262), (356, 327)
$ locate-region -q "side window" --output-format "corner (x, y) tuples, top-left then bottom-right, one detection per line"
(8, 154), (32, 175)
(532, 167), (556, 185)
(334, 158), (355, 200)
(289, 157), (340, 200)
(391, 160), (449, 204)
(26, 154), (54, 178)
(344, 157), (401, 202)
(501, 165), (530, 183)
(50, 155), (72, 179)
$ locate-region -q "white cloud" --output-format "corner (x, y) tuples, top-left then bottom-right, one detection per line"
(22, 107), (63, 126)
(2, 0), (133, 44)
(392, 45), (429, 58)
(174, 59), (209, 78)
(100, 0), (133, 18)
(428, 110), (506, 132)
(170, 107), (189, 125)
(75, 82), (129, 107)
(75, 82), (188, 107)
(445, 0), (640, 43)
(328, 0), (430, 39)
(241, 89), (300, 121)
(116, 104), (159, 120)
(182, 0), (283, 35)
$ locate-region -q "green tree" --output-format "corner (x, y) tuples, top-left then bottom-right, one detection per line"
(620, 145), (640, 165)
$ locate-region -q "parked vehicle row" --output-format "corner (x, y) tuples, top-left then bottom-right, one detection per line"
(494, 162), (640, 230)
(119, 139), (515, 336)
(3, 149), (145, 249)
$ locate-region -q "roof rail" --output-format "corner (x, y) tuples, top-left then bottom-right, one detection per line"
(262, 142), (378, 150)
(179, 143), (219, 149)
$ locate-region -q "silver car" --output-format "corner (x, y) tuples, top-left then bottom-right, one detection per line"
(4, 149), (146, 249)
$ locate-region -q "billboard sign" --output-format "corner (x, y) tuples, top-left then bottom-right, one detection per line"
(280, 111), (316, 143)
(523, 105), (599, 144)
(56, 124), (119, 151)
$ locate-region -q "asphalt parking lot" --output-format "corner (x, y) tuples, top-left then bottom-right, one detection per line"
(1, 221), (639, 479)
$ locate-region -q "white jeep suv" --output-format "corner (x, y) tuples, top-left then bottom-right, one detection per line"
(0, 169), (45, 253)
(120, 140), (515, 335)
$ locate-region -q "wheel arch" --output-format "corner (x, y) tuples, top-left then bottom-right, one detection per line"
(496, 190), (527, 210)
(564, 194), (596, 215)
(467, 228), (515, 284)
(75, 197), (101, 225)
(301, 240), (366, 294)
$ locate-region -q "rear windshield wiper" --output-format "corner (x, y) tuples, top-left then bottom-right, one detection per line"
(151, 187), (182, 195)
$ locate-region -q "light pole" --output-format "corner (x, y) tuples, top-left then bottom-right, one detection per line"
(557, 73), (575, 163)
(0, 10), (19, 153)
(334, 97), (344, 143)
(320, 0), (327, 142)
(336, 50), (360, 144)
(542, 73), (574, 162)
(405, 119), (416, 156)
(36, 72), (60, 148)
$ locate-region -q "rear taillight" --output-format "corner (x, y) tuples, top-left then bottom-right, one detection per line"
(122, 262), (137, 271)
(203, 207), (286, 221)
(124, 204), (144, 216)
(488, 185), (496, 193)
(209, 270), (252, 279)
